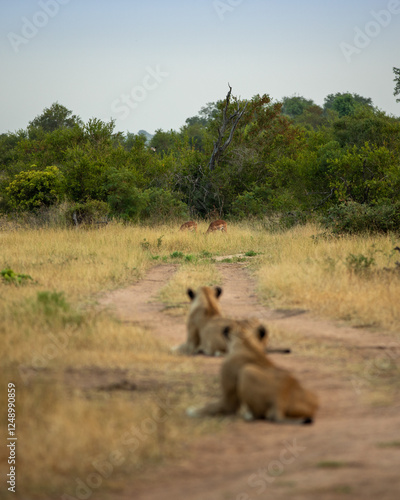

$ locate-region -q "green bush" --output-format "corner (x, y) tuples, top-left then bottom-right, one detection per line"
(6, 166), (64, 211)
(65, 200), (109, 225)
(322, 201), (400, 234)
(230, 186), (272, 219)
(141, 188), (189, 223)
(106, 169), (149, 221)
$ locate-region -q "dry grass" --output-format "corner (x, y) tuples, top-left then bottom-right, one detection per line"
(1, 221), (400, 497)
(0, 223), (227, 498)
(255, 224), (400, 332)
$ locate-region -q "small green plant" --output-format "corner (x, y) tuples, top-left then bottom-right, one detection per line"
(157, 235), (164, 248)
(140, 238), (150, 250)
(1, 268), (33, 285)
(36, 291), (70, 315)
(184, 254), (196, 262)
(245, 250), (258, 257)
(346, 253), (375, 276)
(170, 251), (184, 259)
(34, 291), (83, 327)
(200, 250), (212, 258)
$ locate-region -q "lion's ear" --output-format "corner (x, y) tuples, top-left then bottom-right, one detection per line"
(215, 286), (223, 298)
(257, 325), (267, 340)
(187, 288), (195, 300)
(222, 325), (231, 339)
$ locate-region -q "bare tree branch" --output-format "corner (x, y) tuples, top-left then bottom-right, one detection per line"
(208, 84), (248, 171)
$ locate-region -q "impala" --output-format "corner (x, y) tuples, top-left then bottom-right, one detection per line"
(179, 221), (198, 232)
(206, 220), (228, 233)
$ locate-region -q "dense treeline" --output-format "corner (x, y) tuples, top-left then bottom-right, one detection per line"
(1, 79), (400, 233)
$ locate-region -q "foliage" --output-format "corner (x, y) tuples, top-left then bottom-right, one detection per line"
(106, 168), (188, 222)
(1, 92), (400, 233)
(65, 199), (109, 225)
(394, 67), (400, 103)
(1, 268), (33, 285)
(323, 92), (374, 117)
(281, 95), (315, 118)
(28, 102), (82, 134)
(325, 143), (400, 205)
(332, 107), (400, 149)
(6, 165), (64, 211)
(141, 188), (189, 223)
(230, 185), (273, 219)
(322, 201), (400, 234)
(345, 253), (375, 276)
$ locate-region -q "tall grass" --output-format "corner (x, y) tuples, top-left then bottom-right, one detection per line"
(255, 224), (400, 331)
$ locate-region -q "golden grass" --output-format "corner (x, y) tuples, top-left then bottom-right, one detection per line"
(1, 221), (400, 497)
(255, 224), (400, 332)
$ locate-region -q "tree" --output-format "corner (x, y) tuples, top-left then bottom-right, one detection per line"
(149, 129), (180, 155)
(208, 85), (248, 171)
(394, 67), (400, 103)
(28, 102), (82, 133)
(333, 106), (400, 149)
(281, 96), (315, 118)
(323, 92), (373, 117)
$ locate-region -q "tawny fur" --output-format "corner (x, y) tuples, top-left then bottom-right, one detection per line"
(179, 221), (197, 232)
(187, 320), (318, 424)
(172, 286), (223, 355)
(196, 317), (268, 356)
(206, 220), (228, 233)
(172, 286), (269, 356)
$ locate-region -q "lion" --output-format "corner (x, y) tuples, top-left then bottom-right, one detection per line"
(172, 286), (223, 355)
(187, 319), (318, 424)
(172, 286), (289, 357)
(197, 316), (269, 356)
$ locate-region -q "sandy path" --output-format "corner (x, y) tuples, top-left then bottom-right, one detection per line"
(100, 263), (400, 500)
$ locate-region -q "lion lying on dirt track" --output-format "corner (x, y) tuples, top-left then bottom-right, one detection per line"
(172, 286), (224, 355)
(172, 286), (290, 356)
(187, 319), (318, 424)
(172, 286), (269, 356)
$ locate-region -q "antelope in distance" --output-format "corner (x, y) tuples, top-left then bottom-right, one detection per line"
(206, 220), (228, 234)
(179, 221), (198, 232)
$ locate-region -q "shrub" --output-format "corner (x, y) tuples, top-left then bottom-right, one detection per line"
(6, 166), (64, 211)
(322, 201), (400, 234)
(65, 200), (109, 226)
(141, 188), (189, 223)
(230, 186), (272, 219)
(105, 169), (149, 222)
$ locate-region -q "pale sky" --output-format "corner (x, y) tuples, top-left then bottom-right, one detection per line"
(1, 0), (399, 135)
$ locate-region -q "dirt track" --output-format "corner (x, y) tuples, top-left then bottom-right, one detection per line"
(99, 263), (400, 500)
